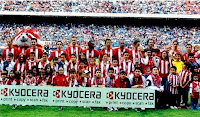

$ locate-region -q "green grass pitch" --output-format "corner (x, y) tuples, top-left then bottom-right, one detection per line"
(0, 105), (200, 117)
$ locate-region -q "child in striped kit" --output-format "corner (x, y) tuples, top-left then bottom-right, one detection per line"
(189, 74), (200, 110)
(167, 66), (180, 109)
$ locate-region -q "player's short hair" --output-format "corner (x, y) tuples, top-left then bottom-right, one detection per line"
(105, 38), (111, 44)
(123, 51), (129, 55)
(188, 53), (194, 57)
(27, 70), (33, 74)
(134, 40), (140, 45)
(120, 70), (126, 74)
(8, 53), (13, 57)
(70, 68), (76, 74)
(56, 41), (63, 45)
(31, 38), (37, 42)
(30, 52), (35, 55)
(151, 66), (158, 71)
(95, 69), (101, 73)
(170, 66), (177, 71)
(43, 52), (48, 56)
(134, 67), (142, 71)
(108, 67), (114, 72)
(147, 39), (154, 44)
(61, 53), (66, 56)
(71, 54), (76, 58)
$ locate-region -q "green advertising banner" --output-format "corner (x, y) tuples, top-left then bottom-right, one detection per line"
(0, 85), (155, 108)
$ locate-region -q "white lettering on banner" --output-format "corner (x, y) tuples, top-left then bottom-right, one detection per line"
(0, 85), (155, 108)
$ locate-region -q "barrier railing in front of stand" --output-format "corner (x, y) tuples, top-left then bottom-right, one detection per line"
(0, 11), (199, 19)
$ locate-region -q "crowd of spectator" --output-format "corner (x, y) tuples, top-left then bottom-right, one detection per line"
(0, 0), (199, 15)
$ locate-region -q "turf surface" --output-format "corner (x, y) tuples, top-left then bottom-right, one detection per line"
(0, 105), (200, 117)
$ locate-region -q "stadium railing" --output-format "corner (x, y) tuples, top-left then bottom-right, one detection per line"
(0, 11), (199, 19)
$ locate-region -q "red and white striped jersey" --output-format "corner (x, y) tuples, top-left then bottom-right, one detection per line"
(112, 66), (120, 76)
(87, 65), (97, 78)
(98, 61), (111, 77)
(167, 74), (179, 94)
(120, 60), (133, 75)
(179, 70), (192, 87)
(67, 62), (78, 72)
(24, 76), (37, 86)
(26, 60), (37, 70)
(14, 62), (26, 73)
(38, 60), (50, 69)
(158, 59), (170, 78)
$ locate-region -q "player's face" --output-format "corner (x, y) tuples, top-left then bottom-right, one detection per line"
(173, 42), (178, 47)
(194, 68), (198, 72)
(19, 55), (24, 62)
(1, 73), (7, 80)
(61, 55), (66, 61)
(135, 42), (140, 47)
(46, 67), (51, 72)
(148, 40), (154, 47)
(182, 64), (187, 70)
(120, 41), (124, 48)
(80, 53), (86, 60)
(33, 68), (37, 74)
(152, 68), (159, 75)
(27, 73), (32, 78)
(31, 40), (37, 46)
(41, 73), (46, 79)
(43, 55), (47, 61)
(80, 62), (85, 67)
(193, 76), (199, 81)
(10, 72), (15, 78)
(120, 73), (126, 79)
(102, 55), (108, 61)
(57, 42), (62, 49)
(95, 70), (101, 77)
(186, 45), (192, 52)
(71, 38), (77, 45)
(135, 69), (141, 76)
(162, 52), (167, 58)
(90, 59), (95, 65)
(147, 51), (151, 56)
(175, 54), (181, 60)
(70, 72), (76, 78)
(7, 38), (12, 46)
(124, 53), (129, 59)
(188, 56), (194, 61)
(108, 70), (114, 77)
(170, 68), (176, 74)
(30, 54), (35, 59)
(106, 40), (111, 47)
(71, 55), (76, 62)
(58, 67), (64, 75)
(7, 56), (12, 62)
(112, 60), (118, 67)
